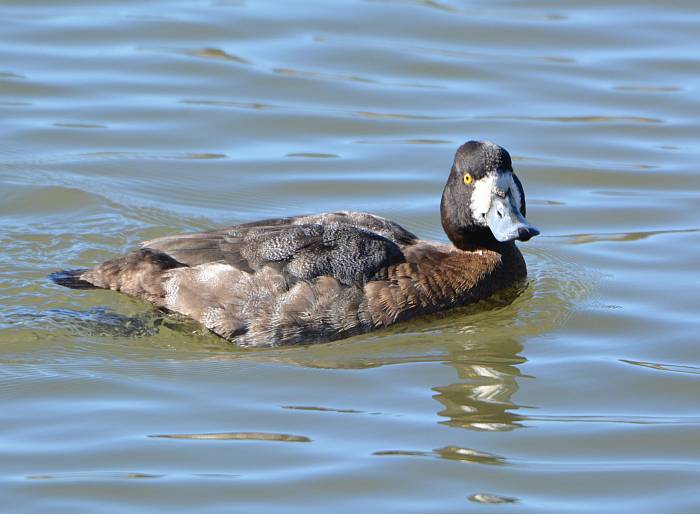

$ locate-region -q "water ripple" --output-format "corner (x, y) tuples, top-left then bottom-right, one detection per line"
(27, 471), (163, 481)
(374, 446), (507, 465)
(478, 115), (663, 124)
(2, 1), (700, 512)
(149, 432), (312, 442)
(469, 493), (519, 504)
(620, 360), (700, 376)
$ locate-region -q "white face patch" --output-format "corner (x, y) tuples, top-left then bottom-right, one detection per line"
(469, 172), (522, 225)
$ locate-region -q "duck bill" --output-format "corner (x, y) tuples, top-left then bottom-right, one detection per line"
(485, 195), (540, 243)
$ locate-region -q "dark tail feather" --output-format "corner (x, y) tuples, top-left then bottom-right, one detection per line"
(50, 269), (98, 290)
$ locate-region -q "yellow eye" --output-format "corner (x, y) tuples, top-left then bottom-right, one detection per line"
(463, 173), (473, 185)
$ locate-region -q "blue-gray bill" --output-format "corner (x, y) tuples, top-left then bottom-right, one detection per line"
(485, 195), (540, 242)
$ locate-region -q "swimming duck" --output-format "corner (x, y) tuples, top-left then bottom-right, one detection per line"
(52, 141), (539, 346)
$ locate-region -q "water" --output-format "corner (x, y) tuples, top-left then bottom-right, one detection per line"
(1, 0), (699, 512)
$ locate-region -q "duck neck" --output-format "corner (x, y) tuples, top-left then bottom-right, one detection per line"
(446, 228), (517, 255)
(443, 226), (526, 280)
(456, 238), (515, 254)
(440, 211), (509, 254)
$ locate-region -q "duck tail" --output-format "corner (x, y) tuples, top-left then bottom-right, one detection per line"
(49, 269), (98, 290)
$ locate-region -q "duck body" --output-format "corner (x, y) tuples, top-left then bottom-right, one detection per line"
(53, 141), (539, 347)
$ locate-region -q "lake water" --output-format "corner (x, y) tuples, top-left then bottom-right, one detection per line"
(1, 0), (699, 512)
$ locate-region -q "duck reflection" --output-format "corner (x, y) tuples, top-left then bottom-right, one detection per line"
(43, 286), (530, 434)
(206, 286), (532, 433)
(254, 322), (529, 433)
(433, 337), (527, 432)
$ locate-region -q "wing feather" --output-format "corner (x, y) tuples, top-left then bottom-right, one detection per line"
(142, 211), (417, 285)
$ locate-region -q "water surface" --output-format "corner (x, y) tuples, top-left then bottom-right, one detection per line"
(1, 1), (699, 512)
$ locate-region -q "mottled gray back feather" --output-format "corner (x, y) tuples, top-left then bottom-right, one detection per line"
(143, 211), (416, 285)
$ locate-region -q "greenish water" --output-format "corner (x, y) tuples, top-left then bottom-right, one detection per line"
(1, 1), (699, 512)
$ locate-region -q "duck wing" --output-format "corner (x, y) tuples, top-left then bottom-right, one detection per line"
(142, 211), (418, 286)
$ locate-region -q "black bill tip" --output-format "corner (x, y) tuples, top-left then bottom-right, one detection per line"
(517, 226), (540, 242)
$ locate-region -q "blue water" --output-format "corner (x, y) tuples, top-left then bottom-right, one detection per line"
(1, 1), (699, 512)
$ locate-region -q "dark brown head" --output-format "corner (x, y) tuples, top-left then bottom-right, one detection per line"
(440, 141), (539, 250)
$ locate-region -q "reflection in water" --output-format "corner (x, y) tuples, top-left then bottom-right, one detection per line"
(5, 306), (174, 338)
(184, 47), (252, 65)
(4, 307), (161, 336)
(434, 338), (527, 432)
(149, 432), (311, 442)
(435, 446), (507, 465)
(264, 312), (530, 434)
(620, 359), (700, 376)
(260, 283), (544, 443)
(468, 493), (519, 504)
(372, 336), (528, 466)
(137, 46), (252, 65)
(35, 289), (531, 433)
(282, 405), (370, 414)
(373, 446), (506, 465)
(557, 227), (700, 245)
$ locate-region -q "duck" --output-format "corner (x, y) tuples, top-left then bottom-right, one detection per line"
(52, 141), (539, 347)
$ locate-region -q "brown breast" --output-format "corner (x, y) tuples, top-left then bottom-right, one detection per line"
(363, 240), (526, 328)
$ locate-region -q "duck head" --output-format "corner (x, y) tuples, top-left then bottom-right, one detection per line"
(440, 141), (539, 250)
